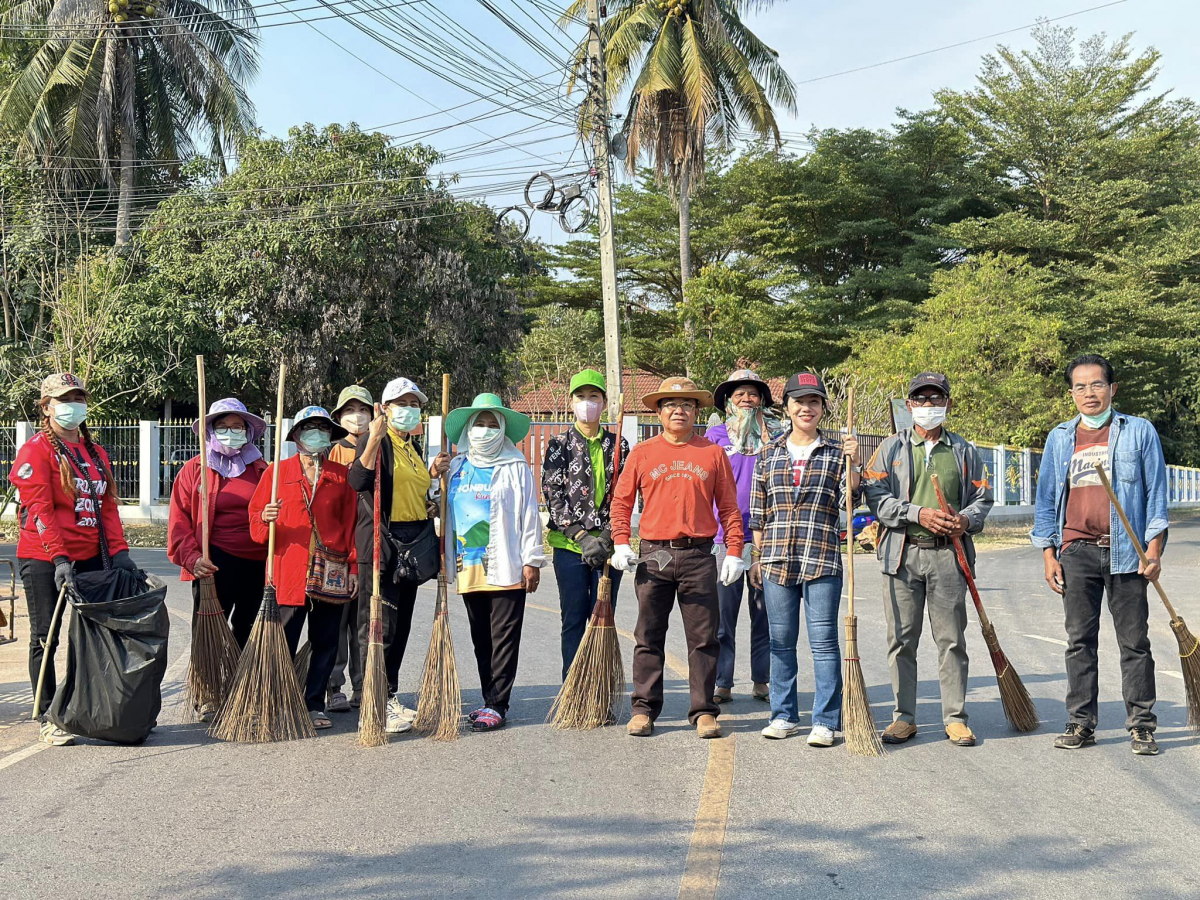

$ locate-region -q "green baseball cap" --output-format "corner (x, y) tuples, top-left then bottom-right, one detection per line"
(332, 385), (373, 417)
(445, 393), (532, 445)
(568, 368), (606, 396)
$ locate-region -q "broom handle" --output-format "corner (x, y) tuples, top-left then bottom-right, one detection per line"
(601, 393), (626, 582)
(267, 364), (286, 582)
(196, 355), (210, 561)
(373, 446), (381, 597)
(32, 584), (68, 719)
(929, 473), (991, 629)
(844, 388), (855, 618)
(1094, 464), (1176, 618)
(439, 373), (450, 533)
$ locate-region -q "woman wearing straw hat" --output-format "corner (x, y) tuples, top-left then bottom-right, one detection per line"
(444, 393), (545, 732)
(168, 399), (269, 657)
(349, 377), (450, 735)
(9, 372), (135, 747)
(249, 406), (359, 730)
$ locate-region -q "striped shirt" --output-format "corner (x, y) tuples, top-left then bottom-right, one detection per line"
(749, 432), (855, 586)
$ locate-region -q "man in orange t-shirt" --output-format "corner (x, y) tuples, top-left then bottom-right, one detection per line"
(610, 377), (745, 740)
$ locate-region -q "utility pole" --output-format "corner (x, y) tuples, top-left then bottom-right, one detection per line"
(585, 0), (623, 422)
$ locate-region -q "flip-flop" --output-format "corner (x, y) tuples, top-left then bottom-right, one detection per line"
(311, 711), (332, 730)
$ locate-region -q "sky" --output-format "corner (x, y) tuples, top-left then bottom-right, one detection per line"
(245, 0), (1199, 244)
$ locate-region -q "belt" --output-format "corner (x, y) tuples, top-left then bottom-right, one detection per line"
(909, 536), (953, 550)
(1072, 535), (1111, 548)
(643, 537), (714, 550)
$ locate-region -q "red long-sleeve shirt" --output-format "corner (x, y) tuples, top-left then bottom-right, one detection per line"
(248, 456), (358, 607)
(167, 455), (269, 580)
(8, 431), (129, 562)
(609, 434), (744, 556)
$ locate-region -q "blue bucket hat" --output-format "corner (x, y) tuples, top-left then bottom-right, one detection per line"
(287, 405), (349, 443)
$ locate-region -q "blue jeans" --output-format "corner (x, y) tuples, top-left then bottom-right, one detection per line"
(716, 570), (770, 689)
(762, 575), (843, 728)
(553, 548), (622, 680)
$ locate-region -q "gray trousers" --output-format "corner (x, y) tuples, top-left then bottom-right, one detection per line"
(882, 543), (970, 726)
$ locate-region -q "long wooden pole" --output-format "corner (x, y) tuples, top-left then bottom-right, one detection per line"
(267, 365), (286, 583)
(844, 387), (856, 617)
(1095, 464), (1178, 618)
(196, 355), (210, 563)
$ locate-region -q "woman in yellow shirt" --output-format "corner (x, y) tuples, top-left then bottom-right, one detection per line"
(348, 377), (449, 735)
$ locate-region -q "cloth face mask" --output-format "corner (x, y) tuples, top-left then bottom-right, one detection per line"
(341, 411), (371, 435)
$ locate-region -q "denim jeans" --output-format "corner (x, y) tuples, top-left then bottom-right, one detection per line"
(553, 548), (622, 680)
(715, 552), (770, 689)
(762, 575), (843, 728)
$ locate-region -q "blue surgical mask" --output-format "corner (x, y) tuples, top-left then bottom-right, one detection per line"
(389, 406), (421, 433)
(51, 401), (87, 430)
(297, 428), (332, 455)
(1080, 408), (1113, 429)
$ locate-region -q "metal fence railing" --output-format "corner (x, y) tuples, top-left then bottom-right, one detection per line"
(87, 422), (140, 503)
(157, 420), (283, 501)
(0, 423), (15, 486)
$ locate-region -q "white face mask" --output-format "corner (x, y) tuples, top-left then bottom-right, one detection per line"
(389, 406), (421, 433)
(340, 411), (370, 435)
(911, 406), (948, 429)
(469, 426), (502, 445)
(573, 399), (602, 425)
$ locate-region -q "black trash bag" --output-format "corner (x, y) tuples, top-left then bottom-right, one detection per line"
(48, 568), (170, 744)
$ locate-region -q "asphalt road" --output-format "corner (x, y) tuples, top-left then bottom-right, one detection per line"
(2, 522), (1199, 900)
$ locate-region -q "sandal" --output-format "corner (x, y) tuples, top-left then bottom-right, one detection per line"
(471, 707), (505, 731)
(467, 707), (487, 722)
(311, 711), (332, 730)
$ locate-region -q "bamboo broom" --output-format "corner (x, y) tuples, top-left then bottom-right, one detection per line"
(358, 449), (388, 746)
(549, 395), (628, 729)
(184, 355), (242, 721)
(209, 365), (315, 743)
(413, 373), (462, 741)
(841, 388), (886, 756)
(930, 473), (1039, 733)
(1096, 464), (1200, 735)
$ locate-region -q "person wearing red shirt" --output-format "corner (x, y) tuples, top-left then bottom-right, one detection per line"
(8, 373), (134, 747)
(249, 406), (359, 730)
(610, 377), (745, 740)
(168, 399), (270, 669)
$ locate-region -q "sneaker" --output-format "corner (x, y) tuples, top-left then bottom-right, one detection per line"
(1130, 727), (1159, 756)
(761, 718), (801, 740)
(196, 702), (218, 723)
(1053, 723), (1096, 750)
(349, 690), (362, 709)
(327, 690), (351, 713)
(807, 724), (836, 747)
(39, 722), (75, 746)
(385, 697), (413, 734)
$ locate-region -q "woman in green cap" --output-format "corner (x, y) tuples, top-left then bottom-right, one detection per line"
(444, 393), (544, 731)
(542, 369), (628, 679)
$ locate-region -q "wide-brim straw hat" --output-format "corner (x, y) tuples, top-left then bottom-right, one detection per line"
(445, 393), (531, 445)
(641, 376), (714, 412)
(192, 398), (267, 439)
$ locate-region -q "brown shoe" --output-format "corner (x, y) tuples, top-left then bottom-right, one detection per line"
(626, 715), (653, 737)
(752, 682), (770, 702)
(713, 687), (733, 704)
(697, 715), (722, 739)
(945, 723), (976, 746)
(881, 720), (918, 744)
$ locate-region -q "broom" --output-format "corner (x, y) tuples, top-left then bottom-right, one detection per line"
(930, 473), (1039, 733)
(1096, 464), (1200, 734)
(293, 640), (312, 685)
(549, 394), (628, 729)
(413, 373), (462, 741)
(184, 355), (241, 721)
(841, 388), (886, 757)
(358, 449), (388, 746)
(209, 364), (315, 743)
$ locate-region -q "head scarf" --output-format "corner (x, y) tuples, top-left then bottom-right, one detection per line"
(464, 412), (526, 468)
(724, 402), (782, 455)
(206, 414), (265, 479)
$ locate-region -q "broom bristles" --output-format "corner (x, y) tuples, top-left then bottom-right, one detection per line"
(842, 616), (885, 757)
(549, 584), (626, 729)
(1170, 615), (1200, 735)
(183, 576), (240, 718)
(981, 622), (1039, 733)
(293, 640), (312, 687)
(414, 581), (461, 741)
(209, 588), (315, 743)
(358, 592), (388, 747)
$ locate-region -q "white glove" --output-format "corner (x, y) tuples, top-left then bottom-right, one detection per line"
(611, 544), (638, 573)
(720, 553), (747, 586)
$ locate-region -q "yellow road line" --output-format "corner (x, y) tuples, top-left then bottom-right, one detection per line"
(678, 734), (737, 900)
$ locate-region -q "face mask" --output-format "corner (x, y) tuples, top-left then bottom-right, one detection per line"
(1080, 407), (1113, 429)
(214, 431), (248, 451)
(469, 426), (502, 446)
(341, 411), (370, 435)
(389, 406), (421, 433)
(573, 399), (602, 425)
(51, 401), (87, 430)
(911, 406), (948, 429)
(297, 428), (332, 455)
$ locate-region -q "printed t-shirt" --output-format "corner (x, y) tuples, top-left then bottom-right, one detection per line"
(1063, 423), (1112, 545)
(787, 437), (822, 486)
(450, 460), (511, 593)
(390, 431), (431, 523)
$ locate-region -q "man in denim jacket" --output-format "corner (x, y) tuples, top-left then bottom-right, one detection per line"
(1031, 354), (1169, 756)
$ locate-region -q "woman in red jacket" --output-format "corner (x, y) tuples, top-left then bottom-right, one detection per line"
(8, 373), (135, 747)
(168, 399), (269, 660)
(249, 406), (358, 730)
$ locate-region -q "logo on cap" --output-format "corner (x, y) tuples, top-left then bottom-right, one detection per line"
(796, 373), (819, 387)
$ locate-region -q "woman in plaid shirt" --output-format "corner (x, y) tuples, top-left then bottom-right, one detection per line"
(749, 372), (862, 745)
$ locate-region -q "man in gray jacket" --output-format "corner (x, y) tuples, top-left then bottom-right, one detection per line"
(862, 373), (994, 746)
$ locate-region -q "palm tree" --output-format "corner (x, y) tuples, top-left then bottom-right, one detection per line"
(566, 0), (795, 292)
(0, 0), (258, 244)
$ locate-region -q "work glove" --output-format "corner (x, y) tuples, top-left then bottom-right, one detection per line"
(610, 544), (637, 573)
(111, 550), (139, 572)
(53, 556), (75, 591)
(578, 532), (609, 569)
(720, 553), (747, 586)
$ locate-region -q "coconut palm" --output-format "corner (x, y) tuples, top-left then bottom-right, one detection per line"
(0, 0), (258, 244)
(565, 0), (795, 292)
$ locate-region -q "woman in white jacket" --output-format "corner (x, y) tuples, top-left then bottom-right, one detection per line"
(444, 393), (544, 732)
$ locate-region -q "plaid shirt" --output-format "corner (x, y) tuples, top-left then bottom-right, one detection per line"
(749, 432), (855, 586)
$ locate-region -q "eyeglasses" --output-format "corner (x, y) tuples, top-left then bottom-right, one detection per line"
(909, 394), (948, 407)
(214, 425), (246, 436)
(1069, 381), (1110, 396)
(660, 400), (698, 412)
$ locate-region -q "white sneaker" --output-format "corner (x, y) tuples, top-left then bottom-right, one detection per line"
(761, 718), (801, 740)
(807, 724), (836, 747)
(385, 697), (414, 734)
(39, 722), (75, 746)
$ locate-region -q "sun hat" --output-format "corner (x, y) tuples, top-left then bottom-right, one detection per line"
(445, 393), (532, 445)
(640, 376), (714, 412)
(191, 398), (267, 438)
(713, 368), (774, 410)
(332, 385), (373, 418)
(41, 372), (87, 399)
(381, 377), (429, 406)
(568, 368), (607, 397)
(287, 405), (349, 443)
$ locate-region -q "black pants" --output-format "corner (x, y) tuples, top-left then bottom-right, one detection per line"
(463, 588), (526, 717)
(190, 546), (265, 648)
(281, 599), (345, 712)
(19, 555), (105, 705)
(328, 594), (361, 694)
(1060, 540), (1156, 731)
(356, 522), (424, 697)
